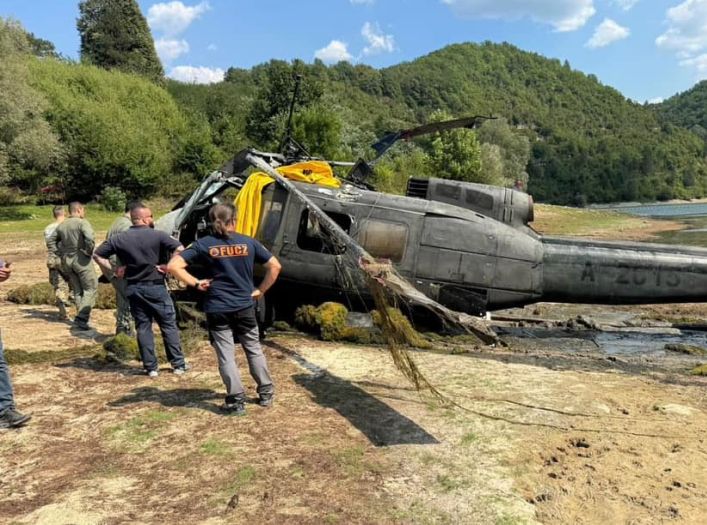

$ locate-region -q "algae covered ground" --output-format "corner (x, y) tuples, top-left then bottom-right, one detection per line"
(1, 205), (707, 524)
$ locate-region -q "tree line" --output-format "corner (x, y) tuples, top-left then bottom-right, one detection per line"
(1, 0), (706, 205)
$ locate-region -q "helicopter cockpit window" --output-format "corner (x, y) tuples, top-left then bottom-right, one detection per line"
(256, 184), (287, 248)
(297, 210), (351, 254)
(358, 220), (408, 263)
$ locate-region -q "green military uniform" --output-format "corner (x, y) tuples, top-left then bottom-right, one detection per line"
(48, 217), (98, 329)
(105, 215), (133, 336)
(43, 222), (72, 319)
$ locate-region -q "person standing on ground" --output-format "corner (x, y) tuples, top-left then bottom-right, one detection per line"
(0, 262), (31, 429)
(168, 203), (281, 415)
(47, 202), (98, 331)
(93, 205), (188, 377)
(103, 200), (143, 336)
(43, 206), (72, 320)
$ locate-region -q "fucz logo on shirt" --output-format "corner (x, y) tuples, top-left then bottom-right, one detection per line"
(209, 244), (249, 258)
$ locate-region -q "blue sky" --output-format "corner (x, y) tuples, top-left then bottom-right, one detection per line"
(3, 0), (707, 103)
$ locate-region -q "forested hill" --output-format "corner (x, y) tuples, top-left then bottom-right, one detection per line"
(657, 81), (707, 138)
(382, 43), (707, 203)
(171, 42), (707, 204)
(4, 13), (707, 207)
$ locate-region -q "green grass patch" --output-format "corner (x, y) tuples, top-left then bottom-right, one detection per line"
(533, 204), (671, 237)
(5, 344), (102, 365)
(0, 202), (171, 234)
(690, 364), (707, 376)
(232, 465), (256, 489)
(460, 431), (479, 446)
(106, 410), (176, 450)
(200, 438), (231, 456)
(0, 204), (117, 233)
(335, 445), (366, 477)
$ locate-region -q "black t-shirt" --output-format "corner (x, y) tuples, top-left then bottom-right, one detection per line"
(180, 233), (273, 313)
(94, 226), (182, 283)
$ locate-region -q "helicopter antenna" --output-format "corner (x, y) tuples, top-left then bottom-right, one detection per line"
(279, 73), (311, 159)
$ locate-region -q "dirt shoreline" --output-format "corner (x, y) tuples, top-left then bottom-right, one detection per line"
(1, 219), (707, 524)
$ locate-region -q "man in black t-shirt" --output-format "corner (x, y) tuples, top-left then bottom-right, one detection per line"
(94, 206), (188, 377)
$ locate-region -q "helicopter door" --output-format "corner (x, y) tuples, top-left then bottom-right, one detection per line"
(254, 184), (288, 251)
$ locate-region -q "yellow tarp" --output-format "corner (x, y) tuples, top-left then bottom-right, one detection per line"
(234, 161), (341, 237)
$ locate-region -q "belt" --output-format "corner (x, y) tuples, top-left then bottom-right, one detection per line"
(128, 279), (165, 286)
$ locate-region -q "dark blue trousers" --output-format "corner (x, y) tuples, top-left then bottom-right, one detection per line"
(126, 282), (184, 372)
(0, 332), (15, 413)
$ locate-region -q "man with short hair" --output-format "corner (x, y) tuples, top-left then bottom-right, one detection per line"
(0, 262), (31, 429)
(103, 200), (143, 336)
(94, 206), (188, 376)
(43, 206), (72, 319)
(47, 202), (98, 331)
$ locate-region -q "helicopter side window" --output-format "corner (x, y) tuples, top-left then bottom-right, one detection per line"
(358, 220), (408, 263)
(256, 185), (287, 248)
(297, 210), (351, 254)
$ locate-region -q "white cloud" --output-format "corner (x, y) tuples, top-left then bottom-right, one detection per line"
(680, 53), (707, 78)
(647, 96), (665, 104)
(361, 22), (395, 55)
(656, 0), (707, 55)
(656, 0), (707, 76)
(314, 40), (353, 63)
(441, 0), (596, 32)
(147, 1), (210, 36)
(611, 0), (639, 10)
(207, 43), (217, 51)
(350, 0), (374, 4)
(585, 18), (629, 48)
(167, 65), (224, 84)
(155, 38), (190, 62)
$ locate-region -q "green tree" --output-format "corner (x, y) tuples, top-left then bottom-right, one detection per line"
(77, 0), (163, 82)
(245, 60), (323, 148)
(30, 59), (198, 198)
(0, 18), (64, 190)
(476, 118), (530, 187)
(427, 110), (482, 182)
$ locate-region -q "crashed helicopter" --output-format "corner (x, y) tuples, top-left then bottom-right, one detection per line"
(157, 116), (707, 330)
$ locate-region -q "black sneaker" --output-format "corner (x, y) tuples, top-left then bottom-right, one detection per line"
(258, 393), (274, 408)
(0, 408), (31, 429)
(220, 395), (246, 416)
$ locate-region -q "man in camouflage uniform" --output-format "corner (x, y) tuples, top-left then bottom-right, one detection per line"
(48, 202), (98, 331)
(103, 201), (143, 336)
(43, 206), (72, 320)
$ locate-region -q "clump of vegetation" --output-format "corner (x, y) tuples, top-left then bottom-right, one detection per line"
(103, 333), (140, 362)
(690, 364), (707, 376)
(293, 302), (431, 348)
(6, 282), (55, 305)
(294, 302), (378, 344)
(6, 281), (116, 309)
(95, 283), (117, 309)
(102, 321), (206, 364)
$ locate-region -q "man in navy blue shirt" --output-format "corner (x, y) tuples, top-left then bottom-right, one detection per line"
(168, 203), (281, 415)
(94, 206), (188, 377)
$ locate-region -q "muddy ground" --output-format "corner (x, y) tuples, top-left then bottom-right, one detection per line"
(1, 228), (707, 524)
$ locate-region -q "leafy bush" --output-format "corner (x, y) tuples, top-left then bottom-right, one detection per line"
(101, 186), (126, 212)
(29, 59), (212, 199)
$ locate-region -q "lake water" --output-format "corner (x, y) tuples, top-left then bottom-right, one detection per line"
(604, 203), (707, 247)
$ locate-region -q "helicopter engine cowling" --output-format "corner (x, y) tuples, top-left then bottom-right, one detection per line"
(406, 177), (533, 228)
